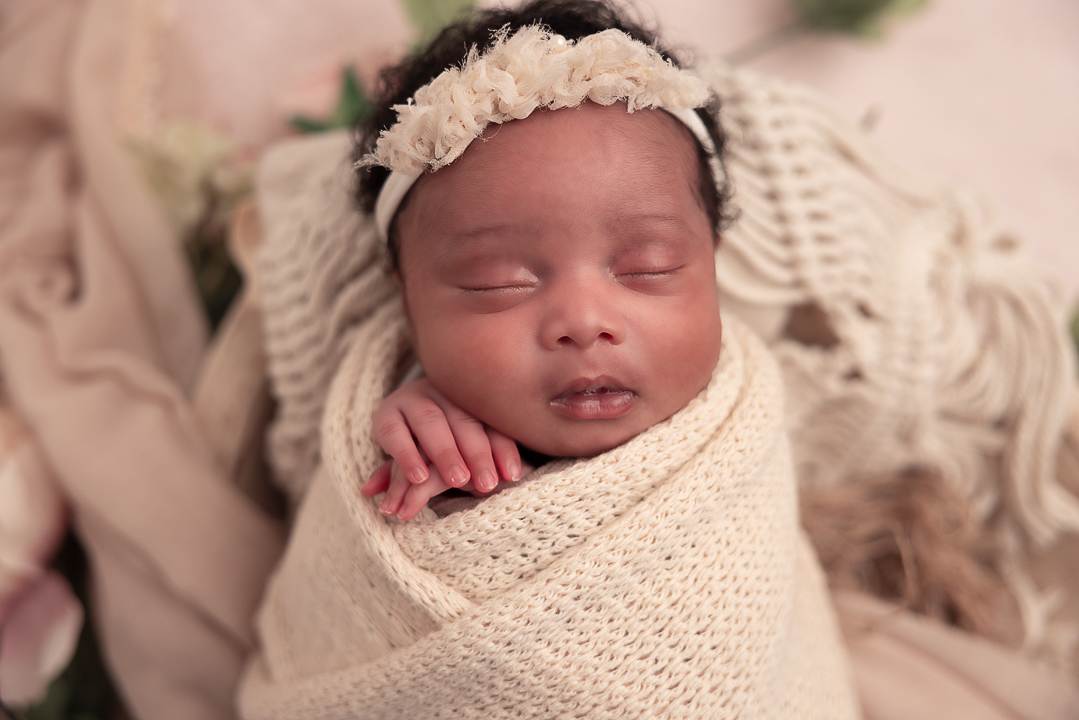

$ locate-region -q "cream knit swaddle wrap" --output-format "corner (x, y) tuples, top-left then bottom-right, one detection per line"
(239, 294), (858, 717)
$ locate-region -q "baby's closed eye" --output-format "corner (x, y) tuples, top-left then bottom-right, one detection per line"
(616, 265), (683, 278)
(450, 260), (538, 290)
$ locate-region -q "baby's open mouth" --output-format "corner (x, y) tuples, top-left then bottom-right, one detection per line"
(550, 380), (635, 420)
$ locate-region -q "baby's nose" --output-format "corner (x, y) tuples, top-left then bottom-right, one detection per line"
(540, 278), (627, 350)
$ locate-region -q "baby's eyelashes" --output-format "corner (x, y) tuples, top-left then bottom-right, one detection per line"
(456, 282), (537, 312)
(616, 266), (683, 279)
(614, 266), (686, 294)
(460, 283), (535, 293)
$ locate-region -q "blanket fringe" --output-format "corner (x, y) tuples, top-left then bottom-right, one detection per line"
(801, 468), (1021, 643)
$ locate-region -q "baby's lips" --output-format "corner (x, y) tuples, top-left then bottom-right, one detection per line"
(551, 375), (630, 401)
(550, 377), (636, 421)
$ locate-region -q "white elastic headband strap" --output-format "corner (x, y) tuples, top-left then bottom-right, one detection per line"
(375, 171), (422, 246)
(374, 106), (719, 245)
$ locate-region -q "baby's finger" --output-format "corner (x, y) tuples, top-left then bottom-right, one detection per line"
(361, 460), (393, 496)
(397, 469), (452, 522)
(442, 409), (501, 493)
(378, 462), (412, 517)
(372, 409), (430, 484)
(487, 428), (523, 481)
(403, 404), (470, 488)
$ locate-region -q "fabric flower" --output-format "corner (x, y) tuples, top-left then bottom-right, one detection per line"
(360, 26), (713, 175)
(0, 416), (82, 706)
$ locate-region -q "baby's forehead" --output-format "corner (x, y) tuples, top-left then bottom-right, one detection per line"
(390, 102), (715, 272)
(429, 104), (702, 206)
(471, 103), (700, 166)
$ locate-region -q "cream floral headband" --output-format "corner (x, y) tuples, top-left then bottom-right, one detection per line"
(357, 25), (722, 243)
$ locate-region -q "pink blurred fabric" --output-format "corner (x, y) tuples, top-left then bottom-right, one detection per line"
(153, 0), (412, 148)
(0, 571), (83, 705)
(0, 418), (79, 705)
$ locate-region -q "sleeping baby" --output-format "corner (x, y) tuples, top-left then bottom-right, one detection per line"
(356, 3), (728, 521)
(238, 2), (859, 716)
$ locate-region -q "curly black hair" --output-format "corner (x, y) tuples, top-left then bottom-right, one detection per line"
(353, 0), (731, 270)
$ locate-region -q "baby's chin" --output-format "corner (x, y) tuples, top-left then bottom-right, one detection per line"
(487, 389), (712, 460)
(513, 422), (648, 460)
(522, 383), (715, 458)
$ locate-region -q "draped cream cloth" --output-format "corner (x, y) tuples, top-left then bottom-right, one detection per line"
(0, 0), (284, 717)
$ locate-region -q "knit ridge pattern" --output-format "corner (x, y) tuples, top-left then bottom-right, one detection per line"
(256, 133), (398, 502)
(704, 65), (1078, 548)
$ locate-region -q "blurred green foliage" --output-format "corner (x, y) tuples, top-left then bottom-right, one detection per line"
(127, 122), (251, 329)
(290, 67), (373, 135)
(1072, 307), (1079, 371)
(728, 0), (929, 63)
(401, 0), (475, 45)
(792, 0), (929, 37)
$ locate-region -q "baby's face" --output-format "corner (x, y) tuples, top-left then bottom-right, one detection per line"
(396, 102), (722, 457)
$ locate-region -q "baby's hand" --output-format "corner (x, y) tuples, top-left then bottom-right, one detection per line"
(360, 378), (522, 519)
(361, 459), (513, 521)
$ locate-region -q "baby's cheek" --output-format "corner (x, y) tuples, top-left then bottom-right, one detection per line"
(422, 319), (529, 413)
(660, 298), (721, 396)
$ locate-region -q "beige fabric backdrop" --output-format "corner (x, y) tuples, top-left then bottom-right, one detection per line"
(0, 1), (284, 718)
(629, 0), (1079, 304)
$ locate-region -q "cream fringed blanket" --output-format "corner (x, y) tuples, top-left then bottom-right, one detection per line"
(239, 305), (859, 719)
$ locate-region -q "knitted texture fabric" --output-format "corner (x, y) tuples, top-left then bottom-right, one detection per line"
(256, 133), (397, 503)
(238, 304), (859, 718)
(700, 66), (1078, 647)
(704, 66), (1078, 555)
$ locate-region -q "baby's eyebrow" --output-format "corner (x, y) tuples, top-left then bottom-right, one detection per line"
(444, 222), (518, 240)
(430, 223), (525, 263)
(431, 212), (695, 266)
(604, 211), (697, 237)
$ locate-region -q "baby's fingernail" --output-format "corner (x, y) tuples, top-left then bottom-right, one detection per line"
(478, 470), (496, 492)
(449, 465), (468, 486)
(508, 462), (521, 481)
(379, 501), (394, 516)
(410, 466), (428, 484)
